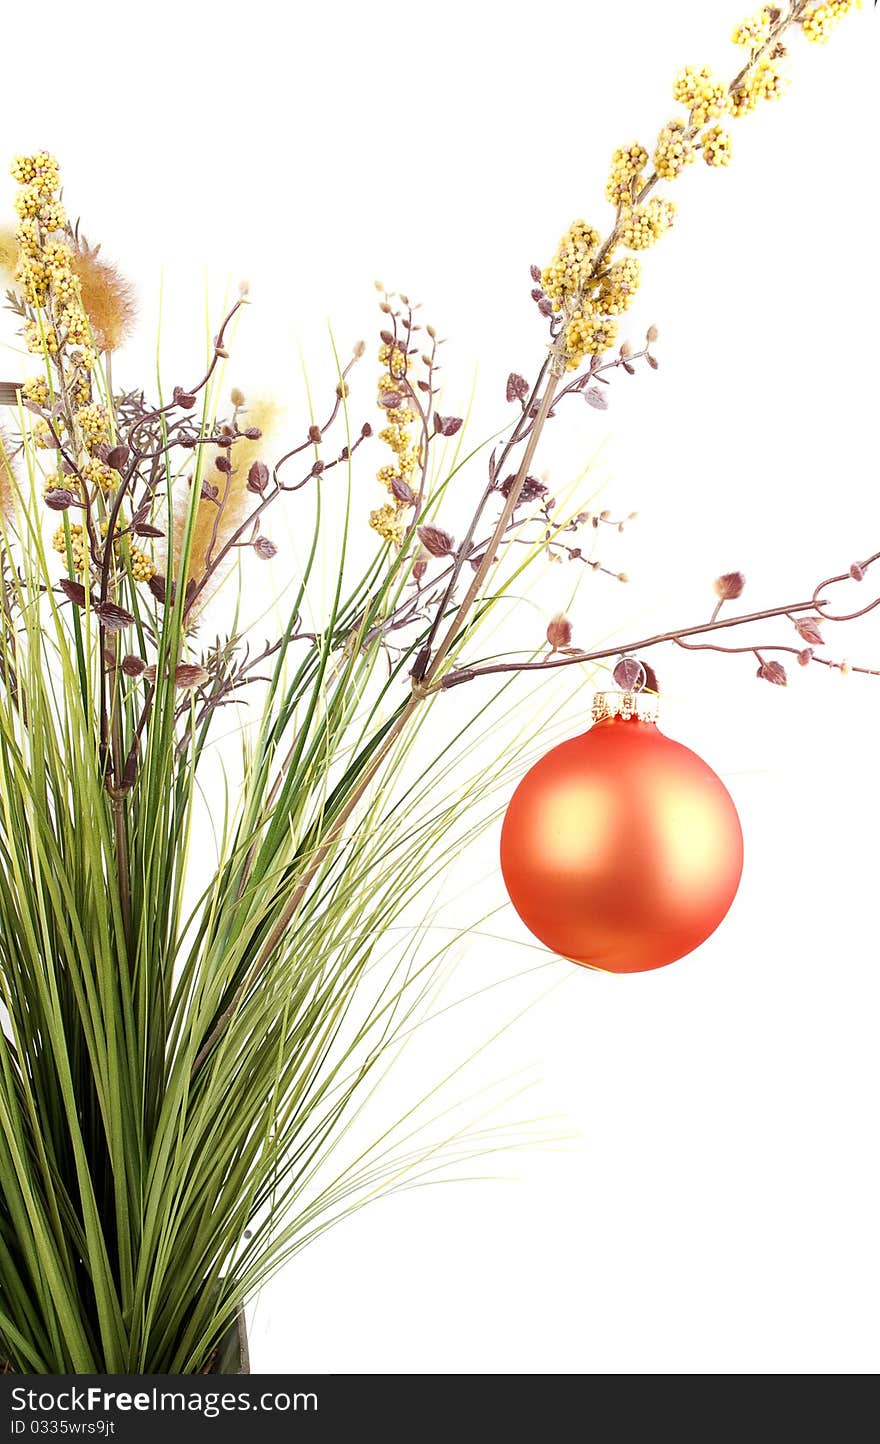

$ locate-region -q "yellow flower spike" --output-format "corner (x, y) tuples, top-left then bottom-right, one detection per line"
(372, 310), (424, 535)
(539, 0), (860, 381)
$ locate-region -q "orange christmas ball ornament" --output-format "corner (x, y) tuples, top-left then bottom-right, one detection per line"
(500, 689), (744, 973)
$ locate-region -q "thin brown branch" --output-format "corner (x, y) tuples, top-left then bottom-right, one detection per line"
(673, 636), (880, 676)
(436, 595), (843, 690)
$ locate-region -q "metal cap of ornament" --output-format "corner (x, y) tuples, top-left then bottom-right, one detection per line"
(591, 656), (660, 724)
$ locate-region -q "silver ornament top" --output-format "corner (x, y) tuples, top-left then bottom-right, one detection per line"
(591, 690), (660, 724)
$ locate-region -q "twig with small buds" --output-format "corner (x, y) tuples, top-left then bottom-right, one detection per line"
(434, 554), (880, 692)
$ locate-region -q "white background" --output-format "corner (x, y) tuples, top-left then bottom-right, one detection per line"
(4, 0), (879, 1375)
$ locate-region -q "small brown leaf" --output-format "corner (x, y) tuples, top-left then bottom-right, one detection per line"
(506, 373), (529, 404)
(308, 424), (322, 444)
(379, 390), (403, 409)
(44, 488), (80, 511)
(94, 601), (135, 632)
(132, 522), (164, 538)
(529, 264), (541, 283)
(254, 536), (277, 560)
(546, 612), (573, 652)
(413, 557), (427, 585)
(640, 661), (660, 693)
(59, 579), (88, 607)
(173, 388), (197, 409)
(797, 648), (813, 667)
(247, 460), (269, 494)
(794, 616), (824, 647)
(434, 413), (463, 437)
(417, 524), (454, 558)
(106, 444), (129, 471)
(613, 657), (645, 691)
(121, 654), (147, 677)
(714, 571), (745, 601)
(756, 659), (787, 686)
(583, 387), (608, 410)
(391, 476), (416, 504)
(149, 574), (167, 603)
(499, 474), (547, 503)
(849, 562), (865, 582)
(174, 663), (209, 689)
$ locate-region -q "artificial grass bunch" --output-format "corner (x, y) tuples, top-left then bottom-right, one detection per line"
(0, 0), (870, 1376)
